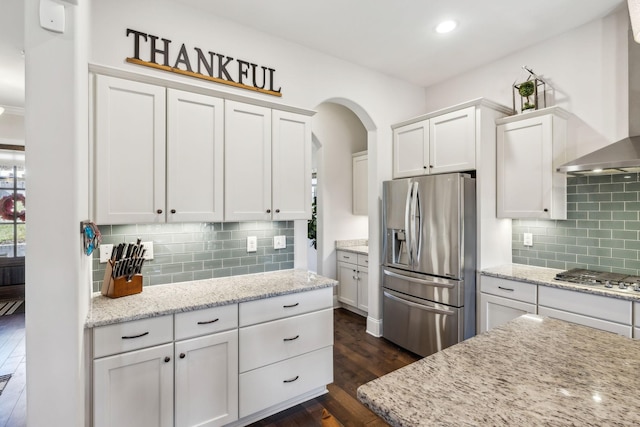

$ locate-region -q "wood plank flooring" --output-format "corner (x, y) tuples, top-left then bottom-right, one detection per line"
(0, 312), (25, 427)
(248, 308), (420, 426)
(0, 308), (418, 427)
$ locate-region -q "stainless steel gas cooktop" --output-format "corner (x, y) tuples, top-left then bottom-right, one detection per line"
(554, 268), (640, 292)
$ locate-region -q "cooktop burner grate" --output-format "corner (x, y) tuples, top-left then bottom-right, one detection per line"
(554, 268), (640, 291)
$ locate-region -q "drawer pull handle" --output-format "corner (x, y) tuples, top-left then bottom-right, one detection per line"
(283, 302), (299, 308)
(283, 375), (299, 383)
(121, 331), (149, 340)
(344, 256), (350, 259)
(283, 335), (300, 342)
(197, 318), (220, 325)
(498, 286), (515, 292)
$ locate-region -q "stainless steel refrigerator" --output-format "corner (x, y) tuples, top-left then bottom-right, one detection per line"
(382, 173), (476, 357)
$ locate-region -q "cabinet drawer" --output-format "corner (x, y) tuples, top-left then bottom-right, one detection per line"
(175, 304), (238, 341)
(239, 287), (332, 327)
(538, 286), (632, 325)
(480, 276), (537, 304)
(93, 315), (173, 359)
(336, 250), (357, 264)
(357, 254), (369, 267)
(538, 306), (632, 337)
(239, 308), (333, 373)
(239, 346), (333, 417)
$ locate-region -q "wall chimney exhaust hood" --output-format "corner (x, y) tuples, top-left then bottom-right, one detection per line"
(558, 3), (640, 176)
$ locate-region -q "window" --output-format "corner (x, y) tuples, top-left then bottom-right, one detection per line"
(0, 148), (25, 260)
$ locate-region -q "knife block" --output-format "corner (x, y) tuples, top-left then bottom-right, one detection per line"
(101, 260), (143, 298)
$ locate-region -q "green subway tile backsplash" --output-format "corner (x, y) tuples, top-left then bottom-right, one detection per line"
(512, 173), (640, 274)
(92, 221), (295, 292)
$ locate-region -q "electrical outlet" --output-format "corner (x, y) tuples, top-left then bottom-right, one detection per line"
(274, 235), (286, 249)
(247, 236), (257, 253)
(523, 233), (533, 247)
(141, 241), (154, 260)
(99, 244), (113, 263)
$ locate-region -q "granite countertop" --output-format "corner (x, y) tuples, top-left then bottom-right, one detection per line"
(335, 239), (368, 255)
(358, 315), (640, 426)
(482, 263), (640, 302)
(86, 269), (337, 328)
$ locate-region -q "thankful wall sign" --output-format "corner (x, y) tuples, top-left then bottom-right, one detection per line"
(126, 28), (282, 97)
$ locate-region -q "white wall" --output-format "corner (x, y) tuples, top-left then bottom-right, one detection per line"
(25, 0), (91, 426)
(423, 8), (629, 160)
(313, 102), (368, 279)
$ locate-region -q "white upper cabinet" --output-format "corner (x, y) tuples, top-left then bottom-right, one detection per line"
(393, 121), (429, 178)
(271, 110), (312, 220)
(429, 106), (476, 174)
(496, 107), (568, 219)
(352, 151), (368, 216)
(225, 101), (312, 221)
(392, 105), (476, 178)
(167, 89), (224, 223)
(224, 101), (272, 221)
(95, 75), (166, 224)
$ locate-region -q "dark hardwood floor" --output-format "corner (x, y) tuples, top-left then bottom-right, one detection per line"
(249, 308), (421, 427)
(0, 308), (418, 427)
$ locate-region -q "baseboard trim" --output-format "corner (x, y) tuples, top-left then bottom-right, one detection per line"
(366, 316), (383, 337)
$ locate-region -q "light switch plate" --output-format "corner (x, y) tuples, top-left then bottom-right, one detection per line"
(141, 241), (154, 260)
(247, 236), (257, 253)
(274, 235), (286, 249)
(99, 244), (113, 263)
(523, 233), (533, 247)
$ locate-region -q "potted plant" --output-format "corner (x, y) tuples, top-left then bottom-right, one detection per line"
(518, 80), (536, 111)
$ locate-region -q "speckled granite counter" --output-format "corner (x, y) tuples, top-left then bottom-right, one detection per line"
(482, 263), (640, 302)
(335, 239), (368, 255)
(86, 269), (337, 328)
(358, 315), (640, 426)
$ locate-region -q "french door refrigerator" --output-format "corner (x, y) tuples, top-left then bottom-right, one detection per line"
(382, 173), (476, 357)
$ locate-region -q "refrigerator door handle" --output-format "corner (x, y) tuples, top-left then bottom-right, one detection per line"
(383, 269), (455, 289)
(384, 290), (457, 316)
(413, 182), (422, 261)
(404, 182), (413, 265)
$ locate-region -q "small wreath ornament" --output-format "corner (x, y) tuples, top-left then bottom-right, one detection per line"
(0, 194), (25, 221)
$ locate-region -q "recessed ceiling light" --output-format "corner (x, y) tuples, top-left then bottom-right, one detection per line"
(435, 20), (457, 34)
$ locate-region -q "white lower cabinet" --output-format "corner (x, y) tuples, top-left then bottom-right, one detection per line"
(538, 286), (632, 337)
(479, 276), (536, 333)
(336, 251), (369, 313)
(175, 330), (239, 427)
(635, 302), (640, 339)
(238, 287), (334, 420)
(94, 343), (174, 427)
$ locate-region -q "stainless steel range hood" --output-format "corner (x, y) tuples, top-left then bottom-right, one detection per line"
(557, 26), (640, 175)
(556, 136), (640, 174)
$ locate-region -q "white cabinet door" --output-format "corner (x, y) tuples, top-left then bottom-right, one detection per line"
(94, 343), (174, 427)
(175, 330), (239, 427)
(497, 109), (567, 219)
(272, 110), (312, 220)
(225, 100), (272, 221)
(95, 75), (166, 224)
(393, 120), (429, 178)
(429, 106), (476, 174)
(167, 89), (224, 222)
(357, 266), (369, 312)
(337, 261), (358, 307)
(480, 293), (536, 333)
(352, 151), (368, 216)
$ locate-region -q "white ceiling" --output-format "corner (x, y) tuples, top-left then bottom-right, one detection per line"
(0, 0), (626, 108)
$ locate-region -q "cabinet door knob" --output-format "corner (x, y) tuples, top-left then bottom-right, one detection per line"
(266, 209), (271, 213)
(164, 356), (171, 363)
(157, 209), (163, 214)
(275, 209), (280, 213)
(429, 165), (434, 168)
(179, 353), (186, 359)
(170, 209), (176, 214)
(423, 166), (427, 169)
(543, 208), (549, 212)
